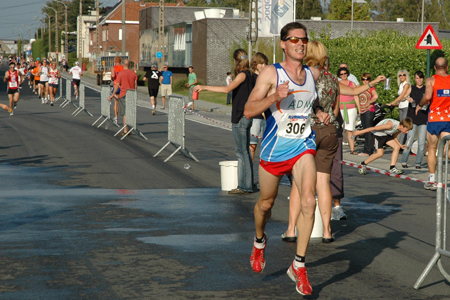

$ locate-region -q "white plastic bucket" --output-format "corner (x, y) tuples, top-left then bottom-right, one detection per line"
(219, 161), (238, 191)
(310, 197), (323, 238)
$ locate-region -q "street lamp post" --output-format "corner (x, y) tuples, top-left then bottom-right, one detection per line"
(54, 0), (68, 60)
(351, 0), (367, 31)
(44, 13), (51, 57)
(44, 5), (58, 58)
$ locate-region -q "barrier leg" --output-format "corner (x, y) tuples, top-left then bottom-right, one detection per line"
(164, 145), (182, 162)
(114, 125), (127, 137)
(414, 252), (441, 289)
(154, 141), (171, 158)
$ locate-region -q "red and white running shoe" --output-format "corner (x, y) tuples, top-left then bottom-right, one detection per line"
(287, 262), (313, 295)
(250, 233), (268, 273)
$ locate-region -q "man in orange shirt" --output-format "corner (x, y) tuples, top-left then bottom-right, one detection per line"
(417, 57), (450, 190)
(109, 56), (123, 124)
(108, 59), (137, 135)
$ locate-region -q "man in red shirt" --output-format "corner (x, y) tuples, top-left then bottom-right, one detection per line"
(417, 57), (450, 190)
(108, 59), (137, 135)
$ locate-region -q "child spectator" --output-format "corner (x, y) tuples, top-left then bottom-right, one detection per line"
(353, 118), (413, 175)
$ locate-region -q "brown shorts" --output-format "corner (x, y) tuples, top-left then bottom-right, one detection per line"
(312, 125), (338, 174)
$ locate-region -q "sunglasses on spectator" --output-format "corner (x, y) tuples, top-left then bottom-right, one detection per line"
(361, 77), (370, 81)
(282, 36), (309, 44)
(339, 73), (348, 76)
(399, 74), (406, 77)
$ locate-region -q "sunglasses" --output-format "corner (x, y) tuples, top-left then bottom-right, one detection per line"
(339, 73), (348, 76)
(283, 36), (309, 44)
(399, 74), (406, 77)
(361, 77), (370, 81)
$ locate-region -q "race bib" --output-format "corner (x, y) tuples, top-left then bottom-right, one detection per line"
(277, 113), (311, 139)
(9, 81), (17, 88)
(49, 77), (58, 84)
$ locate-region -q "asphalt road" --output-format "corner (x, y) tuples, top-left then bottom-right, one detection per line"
(0, 61), (449, 299)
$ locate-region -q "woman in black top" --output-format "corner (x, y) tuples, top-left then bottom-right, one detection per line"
(195, 49), (257, 194)
(400, 71), (427, 169)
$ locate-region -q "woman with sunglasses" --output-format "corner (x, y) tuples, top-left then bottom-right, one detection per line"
(337, 66), (360, 155)
(358, 73), (379, 156)
(194, 49), (258, 194)
(388, 70), (411, 144)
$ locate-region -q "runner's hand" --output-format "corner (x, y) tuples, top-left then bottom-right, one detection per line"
(275, 80), (289, 102)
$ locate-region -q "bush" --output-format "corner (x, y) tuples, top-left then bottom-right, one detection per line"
(136, 71), (147, 87)
(173, 78), (204, 92)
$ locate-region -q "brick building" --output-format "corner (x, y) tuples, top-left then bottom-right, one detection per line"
(89, 0), (184, 65)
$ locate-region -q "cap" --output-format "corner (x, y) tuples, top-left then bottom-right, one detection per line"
(36, 57), (40, 61)
(151, 64), (157, 68)
(75, 61), (79, 65)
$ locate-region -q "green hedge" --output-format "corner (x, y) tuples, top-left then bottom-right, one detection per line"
(314, 29), (448, 118)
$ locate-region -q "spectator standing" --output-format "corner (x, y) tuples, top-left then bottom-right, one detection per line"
(226, 72), (232, 105)
(358, 73), (379, 156)
(249, 52), (268, 162)
(195, 49), (257, 194)
(143, 64), (162, 115)
(160, 64), (173, 109)
(338, 63), (360, 86)
(416, 57), (450, 190)
(388, 69), (411, 144)
(400, 71), (427, 169)
(338, 66), (360, 154)
(186, 66), (197, 110)
(108, 59), (137, 136)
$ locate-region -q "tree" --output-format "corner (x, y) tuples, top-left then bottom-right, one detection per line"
(327, 0), (371, 21)
(296, 0), (323, 20)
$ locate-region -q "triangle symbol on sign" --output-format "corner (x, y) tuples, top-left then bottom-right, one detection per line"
(416, 25), (443, 50)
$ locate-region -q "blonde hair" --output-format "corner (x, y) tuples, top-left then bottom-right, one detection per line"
(304, 40), (328, 68)
(396, 69), (411, 87)
(250, 52), (268, 73)
(233, 49), (250, 76)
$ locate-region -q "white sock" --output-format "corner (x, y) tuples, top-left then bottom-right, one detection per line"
(429, 173), (435, 182)
(152, 105), (155, 109)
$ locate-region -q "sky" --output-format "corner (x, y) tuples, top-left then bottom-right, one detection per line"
(0, 0), (119, 41)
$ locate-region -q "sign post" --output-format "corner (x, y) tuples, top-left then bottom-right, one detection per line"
(415, 25), (443, 78)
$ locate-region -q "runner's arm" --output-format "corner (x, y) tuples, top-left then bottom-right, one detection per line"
(244, 65), (285, 119)
(339, 76), (385, 96)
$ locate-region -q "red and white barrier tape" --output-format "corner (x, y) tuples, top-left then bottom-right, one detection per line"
(182, 105), (440, 186)
(335, 159), (441, 186)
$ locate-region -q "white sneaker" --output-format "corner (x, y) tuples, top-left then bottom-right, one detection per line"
(331, 206), (347, 220)
(358, 164), (367, 175)
(113, 117), (118, 124)
(343, 142), (349, 146)
(424, 182), (437, 191)
(389, 167), (404, 175)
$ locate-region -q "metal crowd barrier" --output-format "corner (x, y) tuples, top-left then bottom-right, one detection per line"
(92, 85), (119, 128)
(60, 79), (77, 108)
(54, 78), (63, 103)
(113, 89), (147, 140)
(414, 135), (450, 289)
(154, 95), (198, 162)
(72, 83), (93, 117)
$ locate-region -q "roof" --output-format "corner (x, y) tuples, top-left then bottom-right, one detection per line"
(100, 1), (184, 24)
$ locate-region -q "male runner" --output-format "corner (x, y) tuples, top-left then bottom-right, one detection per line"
(244, 22), (324, 296)
(143, 64), (161, 115)
(32, 59), (41, 96)
(110, 56), (123, 123)
(69, 62), (83, 99)
(416, 57), (450, 190)
(4, 61), (20, 114)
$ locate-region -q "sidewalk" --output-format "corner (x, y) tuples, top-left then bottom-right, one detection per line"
(77, 72), (430, 184)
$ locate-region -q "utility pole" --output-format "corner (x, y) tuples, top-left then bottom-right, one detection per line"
(122, 0), (126, 55)
(248, 0), (257, 57)
(78, 0), (83, 66)
(158, 0), (165, 66)
(55, 0), (68, 59)
(96, 0), (100, 55)
(44, 5), (58, 57)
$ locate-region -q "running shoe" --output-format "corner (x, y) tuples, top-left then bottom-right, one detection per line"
(358, 163), (367, 175)
(8, 108), (13, 116)
(424, 182), (437, 191)
(113, 117), (118, 125)
(250, 233), (268, 273)
(152, 107), (156, 115)
(51, 102), (54, 106)
(331, 206), (347, 220)
(389, 167), (404, 175)
(287, 263), (313, 296)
